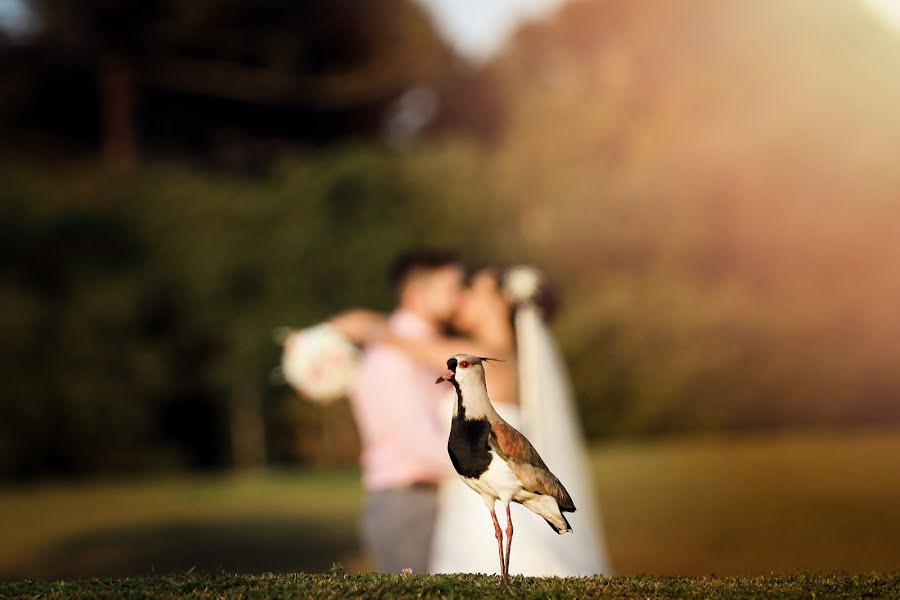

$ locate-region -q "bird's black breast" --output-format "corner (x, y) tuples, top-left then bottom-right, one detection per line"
(447, 416), (493, 479)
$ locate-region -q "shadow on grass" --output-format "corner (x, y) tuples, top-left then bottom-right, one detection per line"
(11, 517), (361, 580)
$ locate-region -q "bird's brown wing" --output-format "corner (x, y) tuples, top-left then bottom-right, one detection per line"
(489, 420), (576, 512)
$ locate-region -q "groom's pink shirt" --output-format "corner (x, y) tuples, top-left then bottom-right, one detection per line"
(350, 309), (454, 491)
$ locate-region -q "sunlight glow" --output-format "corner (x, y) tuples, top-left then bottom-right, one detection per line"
(862, 0), (900, 33)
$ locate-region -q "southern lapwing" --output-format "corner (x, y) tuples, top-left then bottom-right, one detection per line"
(436, 354), (575, 583)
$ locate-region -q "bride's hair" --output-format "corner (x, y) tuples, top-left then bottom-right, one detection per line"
(473, 264), (559, 322)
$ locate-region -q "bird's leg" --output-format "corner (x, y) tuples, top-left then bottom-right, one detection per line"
(504, 503), (514, 582)
(490, 507), (507, 584)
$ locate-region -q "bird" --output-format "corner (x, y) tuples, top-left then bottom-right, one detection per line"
(436, 353), (576, 583)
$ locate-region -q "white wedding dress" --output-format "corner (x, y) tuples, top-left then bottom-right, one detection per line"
(429, 303), (613, 576)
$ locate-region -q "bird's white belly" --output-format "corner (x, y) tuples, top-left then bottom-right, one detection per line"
(462, 452), (522, 504)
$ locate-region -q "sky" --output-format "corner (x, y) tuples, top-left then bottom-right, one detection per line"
(413, 0), (566, 60)
(0, 0), (29, 33)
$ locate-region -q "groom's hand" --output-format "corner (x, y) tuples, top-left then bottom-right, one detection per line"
(331, 310), (387, 345)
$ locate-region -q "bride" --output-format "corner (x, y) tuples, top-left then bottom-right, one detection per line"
(333, 265), (612, 576)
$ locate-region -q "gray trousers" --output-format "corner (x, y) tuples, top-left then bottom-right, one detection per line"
(361, 486), (437, 574)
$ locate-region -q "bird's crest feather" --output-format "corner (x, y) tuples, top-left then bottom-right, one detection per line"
(478, 356), (505, 365)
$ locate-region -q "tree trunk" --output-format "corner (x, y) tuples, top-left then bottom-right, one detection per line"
(100, 54), (137, 169)
(230, 382), (267, 471)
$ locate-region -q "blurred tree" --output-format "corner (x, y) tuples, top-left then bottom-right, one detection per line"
(0, 146), (506, 477)
(12, 0), (499, 166)
(28, 0), (166, 168)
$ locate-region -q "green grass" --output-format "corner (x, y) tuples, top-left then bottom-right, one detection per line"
(2, 431), (900, 580)
(3, 573), (900, 599)
(0, 471), (365, 579)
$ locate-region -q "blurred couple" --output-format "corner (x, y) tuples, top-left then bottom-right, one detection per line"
(331, 249), (611, 576)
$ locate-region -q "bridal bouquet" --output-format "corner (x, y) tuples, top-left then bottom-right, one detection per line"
(276, 323), (359, 404)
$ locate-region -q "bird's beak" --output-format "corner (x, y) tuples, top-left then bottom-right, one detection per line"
(435, 369), (455, 384)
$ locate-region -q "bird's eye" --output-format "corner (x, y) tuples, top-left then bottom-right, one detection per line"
(460, 361), (469, 368)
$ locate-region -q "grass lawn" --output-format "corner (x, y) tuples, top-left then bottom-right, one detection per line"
(3, 573), (900, 599)
(2, 430), (900, 580)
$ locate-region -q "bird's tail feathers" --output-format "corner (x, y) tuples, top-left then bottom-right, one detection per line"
(541, 511), (573, 534)
(523, 494), (573, 535)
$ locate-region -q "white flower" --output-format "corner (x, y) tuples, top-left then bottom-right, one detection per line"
(279, 323), (359, 404)
(504, 265), (543, 304)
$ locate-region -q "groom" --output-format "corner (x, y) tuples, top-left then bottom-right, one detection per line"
(349, 249), (463, 574)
